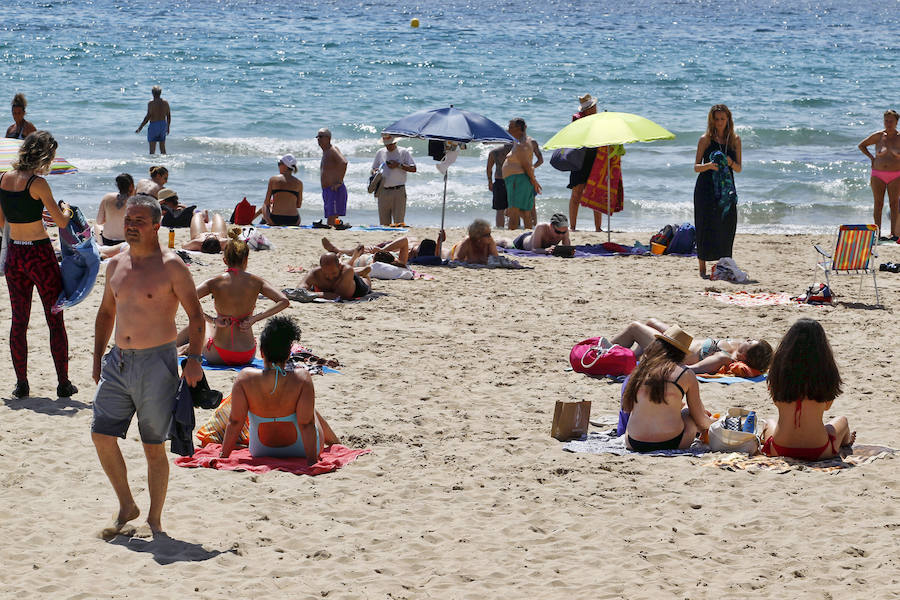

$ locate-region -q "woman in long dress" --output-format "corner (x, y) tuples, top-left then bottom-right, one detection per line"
(693, 104), (742, 278)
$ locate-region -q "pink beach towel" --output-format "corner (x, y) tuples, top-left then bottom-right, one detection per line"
(700, 291), (795, 306)
(174, 443), (370, 475)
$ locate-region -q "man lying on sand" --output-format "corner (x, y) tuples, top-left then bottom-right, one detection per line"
(303, 252), (372, 300)
(498, 212), (571, 254)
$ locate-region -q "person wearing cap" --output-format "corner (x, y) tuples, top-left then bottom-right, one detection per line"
(371, 134), (416, 226)
(261, 154), (303, 226)
(620, 325), (716, 452)
(501, 118), (542, 230)
(501, 213), (571, 254)
(567, 93), (624, 232)
(316, 128), (349, 228)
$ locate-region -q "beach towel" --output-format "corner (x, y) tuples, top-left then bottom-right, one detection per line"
(700, 291), (795, 306)
(54, 204), (101, 313)
(256, 224), (408, 232)
(696, 373), (767, 385)
(282, 288), (387, 303)
(705, 445), (896, 473)
(447, 255), (531, 269)
(580, 146), (623, 215)
(199, 356), (340, 375)
(562, 430), (710, 457)
(710, 150), (737, 217)
(174, 443), (371, 475)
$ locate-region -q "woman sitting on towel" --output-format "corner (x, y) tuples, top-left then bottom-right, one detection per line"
(622, 326), (716, 452)
(758, 319), (855, 460)
(220, 316), (340, 463)
(611, 317), (773, 376)
(177, 238), (288, 365)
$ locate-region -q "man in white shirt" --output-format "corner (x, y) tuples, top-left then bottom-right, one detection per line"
(371, 134), (416, 225)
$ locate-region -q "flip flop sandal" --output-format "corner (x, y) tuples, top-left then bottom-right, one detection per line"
(334, 222), (352, 230)
(312, 220), (331, 229)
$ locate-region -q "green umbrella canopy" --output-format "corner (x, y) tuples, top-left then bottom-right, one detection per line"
(543, 111), (675, 149)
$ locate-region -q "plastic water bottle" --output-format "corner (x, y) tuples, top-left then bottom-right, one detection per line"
(742, 411), (756, 433)
(168, 228), (175, 249)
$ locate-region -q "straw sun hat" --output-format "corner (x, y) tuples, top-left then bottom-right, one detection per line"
(654, 325), (693, 354)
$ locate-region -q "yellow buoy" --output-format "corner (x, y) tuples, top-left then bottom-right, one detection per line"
(410, 18), (420, 28)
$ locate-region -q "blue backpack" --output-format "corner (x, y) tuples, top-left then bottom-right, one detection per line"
(668, 222), (696, 254)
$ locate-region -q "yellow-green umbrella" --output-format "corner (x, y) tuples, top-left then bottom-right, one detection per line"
(543, 112), (674, 240)
(543, 111), (675, 149)
(0, 138), (78, 175)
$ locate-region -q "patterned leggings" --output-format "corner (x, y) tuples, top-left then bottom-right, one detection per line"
(4, 241), (69, 383)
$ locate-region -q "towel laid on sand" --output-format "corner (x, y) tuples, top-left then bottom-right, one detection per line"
(706, 445), (896, 473)
(562, 431), (711, 457)
(447, 256), (531, 269)
(700, 290), (829, 307)
(282, 288), (387, 303)
(501, 243), (695, 258)
(199, 356), (340, 375)
(696, 373), (767, 385)
(175, 443), (371, 475)
(256, 224), (407, 232)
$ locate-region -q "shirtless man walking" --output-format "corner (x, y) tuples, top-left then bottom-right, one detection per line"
(91, 194), (204, 539)
(135, 86), (171, 155)
(317, 129), (349, 228)
(858, 109), (900, 240)
(303, 252), (372, 300)
(502, 118), (542, 230)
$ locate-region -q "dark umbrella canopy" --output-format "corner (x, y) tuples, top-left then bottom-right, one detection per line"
(382, 106), (514, 143)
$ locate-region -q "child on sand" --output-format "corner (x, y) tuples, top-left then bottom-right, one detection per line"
(758, 318), (855, 460)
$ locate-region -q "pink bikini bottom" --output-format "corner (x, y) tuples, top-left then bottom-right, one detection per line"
(872, 169), (900, 185)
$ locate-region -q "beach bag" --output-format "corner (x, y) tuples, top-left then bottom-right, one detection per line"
(550, 147), (586, 172)
(367, 167), (384, 196)
(667, 222), (696, 254)
(707, 407), (759, 454)
(161, 205), (196, 228)
(230, 197), (256, 225)
(550, 399), (591, 441)
(569, 338), (637, 377)
(649, 224), (676, 248)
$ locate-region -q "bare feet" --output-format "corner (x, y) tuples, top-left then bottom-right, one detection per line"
(132, 522), (164, 539)
(843, 431), (857, 447)
(99, 503), (140, 540)
(321, 237), (339, 253)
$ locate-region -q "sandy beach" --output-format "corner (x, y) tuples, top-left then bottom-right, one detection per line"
(2, 225), (899, 599)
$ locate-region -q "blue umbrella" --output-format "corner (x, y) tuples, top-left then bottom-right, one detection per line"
(382, 106), (514, 228)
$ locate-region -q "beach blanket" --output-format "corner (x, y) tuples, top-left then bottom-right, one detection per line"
(701, 291), (797, 306)
(696, 373), (767, 385)
(174, 443), (371, 475)
(562, 430), (711, 457)
(200, 357), (340, 375)
(282, 288), (387, 303)
(705, 444), (896, 473)
(447, 255), (531, 269)
(580, 146), (623, 215)
(256, 224), (407, 232)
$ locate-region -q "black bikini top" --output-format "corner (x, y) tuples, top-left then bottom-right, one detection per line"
(0, 172), (43, 223)
(669, 367), (690, 398)
(272, 188), (300, 198)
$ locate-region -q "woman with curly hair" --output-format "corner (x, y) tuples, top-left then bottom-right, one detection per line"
(0, 131), (76, 398)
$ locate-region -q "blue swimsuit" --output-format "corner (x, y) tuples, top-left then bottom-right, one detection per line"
(247, 365), (320, 458)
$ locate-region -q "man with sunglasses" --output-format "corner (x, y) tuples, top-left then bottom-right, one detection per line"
(506, 212), (571, 254)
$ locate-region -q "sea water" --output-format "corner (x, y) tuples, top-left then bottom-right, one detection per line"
(2, 0), (897, 233)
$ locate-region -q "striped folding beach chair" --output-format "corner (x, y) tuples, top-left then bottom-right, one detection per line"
(814, 224), (880, 305)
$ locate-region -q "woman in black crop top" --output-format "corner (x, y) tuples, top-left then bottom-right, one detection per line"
(0, 130), (77, 399)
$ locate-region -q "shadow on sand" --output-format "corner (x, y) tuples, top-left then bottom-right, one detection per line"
(3, 395), (90, 416)
(109, 531), (235, 565)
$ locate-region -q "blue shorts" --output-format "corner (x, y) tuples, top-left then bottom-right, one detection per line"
(323, 184), (347, 217)
(147, 120), (167, 142)
(91, 342), (180, 444)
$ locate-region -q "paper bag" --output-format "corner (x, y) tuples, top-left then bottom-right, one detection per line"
(551, 399), (591, 441)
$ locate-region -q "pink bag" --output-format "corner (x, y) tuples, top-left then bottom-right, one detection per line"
(569, 338), (637, 376)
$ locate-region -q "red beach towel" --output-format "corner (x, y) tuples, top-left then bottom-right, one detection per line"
(174, 443), (370, 475)
(580, 146), (623, 216)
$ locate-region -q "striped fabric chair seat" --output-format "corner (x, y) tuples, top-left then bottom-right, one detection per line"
(814, 224), (880, 305)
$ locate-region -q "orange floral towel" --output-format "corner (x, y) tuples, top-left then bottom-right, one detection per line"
(580, 146), (623, 216)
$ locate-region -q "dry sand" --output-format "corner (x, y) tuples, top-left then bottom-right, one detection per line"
(1, 224), (899, 599)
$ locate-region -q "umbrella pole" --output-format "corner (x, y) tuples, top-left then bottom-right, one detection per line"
(440, 170), (448, 231)
(606, 146), (611, 243)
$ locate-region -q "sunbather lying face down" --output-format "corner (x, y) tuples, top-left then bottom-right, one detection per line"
(303, 252), (372, 300)
(620, 326), (716, 452)
(757, 318), (855, 460)
(219, 316), (340, 465)
(610, 317), (773, 375)
(320, 230), (447, 265)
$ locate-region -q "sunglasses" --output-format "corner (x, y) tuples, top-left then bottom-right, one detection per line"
(553, 227), (567, 235)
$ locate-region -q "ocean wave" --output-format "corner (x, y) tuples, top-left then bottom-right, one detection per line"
(737, 125), (856, 149)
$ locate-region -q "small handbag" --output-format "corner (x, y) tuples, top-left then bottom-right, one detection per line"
(569, 339), (636, 377)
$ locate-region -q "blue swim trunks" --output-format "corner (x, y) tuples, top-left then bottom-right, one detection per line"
(147, 120), (167, 142)
(322, 184), (347, 217)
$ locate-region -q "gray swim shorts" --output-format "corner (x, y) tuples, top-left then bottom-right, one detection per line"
(91, 342), (180, 444)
